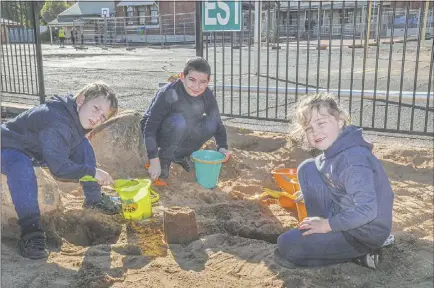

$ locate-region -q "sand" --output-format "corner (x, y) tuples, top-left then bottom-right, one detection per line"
(1, 126), (433, 288)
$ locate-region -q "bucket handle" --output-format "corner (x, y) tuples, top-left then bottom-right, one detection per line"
(191, 155), (225, 165)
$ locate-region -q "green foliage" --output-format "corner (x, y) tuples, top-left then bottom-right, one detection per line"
(0, 1), (33, 27)
(40, 0), (71, 24)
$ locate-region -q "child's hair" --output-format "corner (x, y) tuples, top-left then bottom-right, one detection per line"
(74, 82), (118, 117)
(183, 57), (211, 78)
(290, 93), (350, 148)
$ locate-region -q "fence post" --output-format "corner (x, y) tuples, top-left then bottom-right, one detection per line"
(254, 1), (262, 75)
(32, 2), (45, 104)
(421, 1), (429, 44)
(160, 14), (164, 47)
(195, 1), (203, 57)
(124, 17), (128, 47)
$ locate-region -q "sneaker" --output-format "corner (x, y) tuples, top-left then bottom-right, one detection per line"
(382, 234), (395, 247)
(354, 252), (380, 269)
(159, 160), (171, 179)
(18, 231), (49, 260)
(174, 156), (193, 172)
(83, 193), (121, 215)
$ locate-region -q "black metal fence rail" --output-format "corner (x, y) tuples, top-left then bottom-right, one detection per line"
(1, 1), (45, 105)
(202, 1), (434, 136)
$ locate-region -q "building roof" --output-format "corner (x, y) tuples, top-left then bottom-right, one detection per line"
(47, 18), (74, 27)
(117, 1), (155, 7)
(58, 1), (116, 17)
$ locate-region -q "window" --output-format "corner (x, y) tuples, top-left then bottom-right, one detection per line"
(127, 6), (134, 25)
(138, 7), (146, 25)
(151, 6), (158, 24)
(127, 6), (133, 17)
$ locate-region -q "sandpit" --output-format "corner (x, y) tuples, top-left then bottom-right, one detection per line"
(1, 121), (433, 288)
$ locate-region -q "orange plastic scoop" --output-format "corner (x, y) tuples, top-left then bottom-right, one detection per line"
(144, 164), (168, 186)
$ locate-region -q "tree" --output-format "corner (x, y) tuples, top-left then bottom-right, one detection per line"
(40, 0), (71, 24)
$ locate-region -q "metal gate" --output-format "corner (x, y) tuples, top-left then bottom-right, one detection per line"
(198, 1), (434, 136)
(1, 1), (45, 105)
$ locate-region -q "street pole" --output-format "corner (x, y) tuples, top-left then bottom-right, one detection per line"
(421, 1), (429, 43)
(195, 1), (203, 57)
(366, 0), (373, 43)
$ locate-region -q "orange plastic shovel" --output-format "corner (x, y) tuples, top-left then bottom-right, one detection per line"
(144, 164), (168, 186)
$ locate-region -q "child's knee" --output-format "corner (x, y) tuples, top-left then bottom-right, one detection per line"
(277, 229), (303, 256)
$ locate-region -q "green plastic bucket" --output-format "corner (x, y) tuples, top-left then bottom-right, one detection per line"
(191, 150), (225, 189)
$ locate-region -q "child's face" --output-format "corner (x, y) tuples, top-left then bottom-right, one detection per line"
(76, 95), (113, 129)
(305, 106), (344, 151)
(181, 70), (210, 97)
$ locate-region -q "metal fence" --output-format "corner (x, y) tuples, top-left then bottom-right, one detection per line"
(201, 1), (434, 136)
(1, 1), (45, 105)
(67, 13), (196, 47)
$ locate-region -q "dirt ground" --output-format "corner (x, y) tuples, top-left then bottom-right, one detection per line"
(1, 126), (433, 288)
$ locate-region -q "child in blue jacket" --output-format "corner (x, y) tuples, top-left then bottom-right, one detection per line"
(1, 82), (120, 259)
(275, 93), (394, 269)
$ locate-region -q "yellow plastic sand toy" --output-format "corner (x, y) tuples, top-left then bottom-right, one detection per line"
(80, 176), (160, 220)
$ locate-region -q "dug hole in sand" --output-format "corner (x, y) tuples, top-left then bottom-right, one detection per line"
(1, 110), (433, 288)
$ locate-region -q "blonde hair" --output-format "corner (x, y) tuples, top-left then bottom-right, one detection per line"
(74, 82), (118, 118)
(290, 93), (350, 149)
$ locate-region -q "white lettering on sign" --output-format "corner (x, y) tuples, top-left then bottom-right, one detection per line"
(216, 1), (230, 25)
(204, 2), (216, 25)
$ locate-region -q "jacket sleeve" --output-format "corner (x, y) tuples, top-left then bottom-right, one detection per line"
(204, 90), (228, 150)
(328, 164), (378, 232)
(143, 88), (172, 159)
(39, 127), (96, 179)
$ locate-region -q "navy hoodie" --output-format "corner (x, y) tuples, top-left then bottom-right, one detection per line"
(1, 95), (96, 179)
(140, 79), (228, 159)
(315, 125), (394, 251)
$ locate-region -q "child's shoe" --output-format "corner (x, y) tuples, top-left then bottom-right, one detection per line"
(174, 156), (193, 172)
(159, 160), (171, 179)
(83, 193), (121, 215)
(354, 252), (380, 269)
(18, 231), (49, 260)
(382, 234), (395, 247)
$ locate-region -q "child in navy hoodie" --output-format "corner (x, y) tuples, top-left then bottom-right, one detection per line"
(141, 57), (229, 180)
(275, 93), (394, 269)
(1, 82), (120, 260)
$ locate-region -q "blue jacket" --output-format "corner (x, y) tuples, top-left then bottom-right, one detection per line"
(140, 80), (228, 159)
(315, 125), (394, 251)
(1, 95), (96, 179)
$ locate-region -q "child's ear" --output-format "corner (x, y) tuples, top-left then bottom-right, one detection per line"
(76, 94), (85, 109)
(180, 72), (185, 79)
(338, 114), (345, 129)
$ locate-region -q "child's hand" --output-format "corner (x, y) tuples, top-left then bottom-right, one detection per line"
(218, 148), (231, 162)
(294, 191), (304, 203)
(95, 168), (114, 186)
(298, 217), (332, 236)
(148, 158), (161, 180)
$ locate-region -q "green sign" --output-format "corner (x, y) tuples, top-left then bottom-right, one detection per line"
(202, 1), (242, 32)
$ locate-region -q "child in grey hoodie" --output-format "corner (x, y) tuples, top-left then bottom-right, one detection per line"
(275, 93), (394, 269)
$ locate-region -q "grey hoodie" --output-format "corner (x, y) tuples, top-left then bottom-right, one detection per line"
(1, 95), (96, 179)
(315, 125), (394, 252)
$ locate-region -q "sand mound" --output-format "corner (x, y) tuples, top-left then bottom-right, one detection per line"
(2, 118), (433, 287)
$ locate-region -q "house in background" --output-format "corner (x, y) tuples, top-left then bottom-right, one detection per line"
(48, 1), (116, 45)
(50, 0), (196, 44)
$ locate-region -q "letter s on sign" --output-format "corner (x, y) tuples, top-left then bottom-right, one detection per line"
(216, 1), (230, 25)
